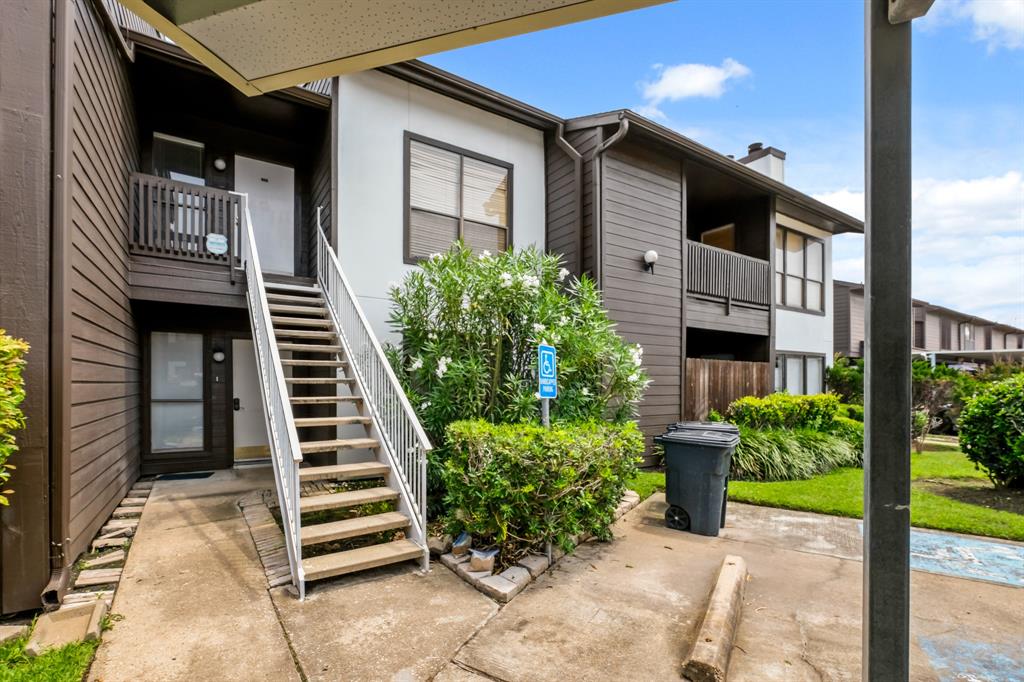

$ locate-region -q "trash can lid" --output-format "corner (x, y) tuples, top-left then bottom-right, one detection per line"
(666, 421), (739, 435)
(655, 428), (740, 448)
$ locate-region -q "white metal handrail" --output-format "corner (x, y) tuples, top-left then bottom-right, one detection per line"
(237, 194), (306, 598)
(314, 210), (431, 559)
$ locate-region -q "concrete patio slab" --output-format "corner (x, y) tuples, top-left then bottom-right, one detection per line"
(270, 562), (496, 682)
(89, 468), (300, 682)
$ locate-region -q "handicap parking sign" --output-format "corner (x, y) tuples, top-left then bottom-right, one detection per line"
(538, 344), (557, 399)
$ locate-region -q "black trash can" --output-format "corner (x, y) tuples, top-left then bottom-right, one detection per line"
(654, 424), (739, 537)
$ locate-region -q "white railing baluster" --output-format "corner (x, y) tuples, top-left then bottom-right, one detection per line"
(312, 209), (431, 567)
(237, 194), (306, 598)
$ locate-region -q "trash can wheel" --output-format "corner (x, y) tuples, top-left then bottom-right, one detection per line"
(665, 505), (690, 531)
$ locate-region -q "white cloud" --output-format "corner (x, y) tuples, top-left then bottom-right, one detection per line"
(815, 171), (1024, 327)
(923, 0), (1024, 51)
(635, 58), (751, 119)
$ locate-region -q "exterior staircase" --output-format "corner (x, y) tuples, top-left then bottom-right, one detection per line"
(239, 202), (430, 599)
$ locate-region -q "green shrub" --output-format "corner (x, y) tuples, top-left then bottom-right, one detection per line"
(441, 419), (643, 565)
(826, 356), (863, 404)
(828, 416), (865, 451)
(958, 375), (1024, 489)
(727, 393), (841, 431)
(0, 331), (29, 506)
(840, 403), (864, 422)
(707, 408), (724, 422)
(731, 426), (862, 482)
(386, 244), (648, 513)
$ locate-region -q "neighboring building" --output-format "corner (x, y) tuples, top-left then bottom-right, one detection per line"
(833, 281), (1024, 360)
(0, 0), (860, 611)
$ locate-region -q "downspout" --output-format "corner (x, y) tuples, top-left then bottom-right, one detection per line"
(590, 115), (630, 289)
(43, 0), (73, 610)
(553, 124), (583, 277)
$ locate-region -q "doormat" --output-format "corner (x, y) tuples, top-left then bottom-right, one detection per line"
(156, 471), (215, 481)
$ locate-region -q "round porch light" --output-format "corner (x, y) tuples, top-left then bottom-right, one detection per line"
(212, 350), (226, 363)
(213, 157), (227, 171)
(643, 250), (659, 273)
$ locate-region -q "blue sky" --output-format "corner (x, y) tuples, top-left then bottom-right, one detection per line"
(424, 0), (1024, 328)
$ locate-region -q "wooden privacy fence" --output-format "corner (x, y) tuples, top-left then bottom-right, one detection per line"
(685, 358), (772, 420)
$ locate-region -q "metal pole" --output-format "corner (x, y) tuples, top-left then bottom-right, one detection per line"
(541, 398), (550, 428)
(864, 0), (913, 678)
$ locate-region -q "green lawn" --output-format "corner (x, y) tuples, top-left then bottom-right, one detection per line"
(629, 449), (1024, 542)
(0, 627), (98, 682)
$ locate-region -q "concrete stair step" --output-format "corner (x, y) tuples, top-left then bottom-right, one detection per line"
(299, 461), (389, 483)
(293, 415), (371, 428)
(302, 539), (422, 581)
(301, 511), (409, 547)
(299, 438), (379, 454)
(299, 486), (397, 513)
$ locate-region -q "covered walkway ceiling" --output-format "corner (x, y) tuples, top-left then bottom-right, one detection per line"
(119, 0), (667, 95)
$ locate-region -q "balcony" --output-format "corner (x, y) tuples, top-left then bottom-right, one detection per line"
(685, 240), (770, 335)
(128, 172), (246, 307)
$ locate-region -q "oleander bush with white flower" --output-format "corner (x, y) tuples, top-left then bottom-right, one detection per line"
(385, 243), (649, 514)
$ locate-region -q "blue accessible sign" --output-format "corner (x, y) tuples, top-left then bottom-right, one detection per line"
(538, 344), (557, 399)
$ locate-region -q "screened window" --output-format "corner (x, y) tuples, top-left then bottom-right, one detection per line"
(406, 134), (511, 262)
(775, 226), (825, 312)
(150, 332), (204, 452)
(775, 353), (825, 395)
(153, 133), (205, 186)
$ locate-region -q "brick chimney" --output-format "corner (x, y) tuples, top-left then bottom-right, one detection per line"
(738, 141), (786, 183)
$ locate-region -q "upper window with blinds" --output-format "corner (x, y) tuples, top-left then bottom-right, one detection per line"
(405, 133), (512, 263)
(774, 225), (825, 313)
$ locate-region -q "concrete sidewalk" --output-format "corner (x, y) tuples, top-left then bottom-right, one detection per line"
(89, 473), (1024, 681)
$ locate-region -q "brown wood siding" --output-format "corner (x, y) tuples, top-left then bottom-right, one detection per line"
(308, 115), (332, 269)
(129, 254), (245, 308)
(67, 0), (141, 559)
(0, 0), (54, 614)
(850, 290), (865, 357)
(685, 297), (769, 335)
(684, 358), (772, 421)
(833, 284), (851, 356)
(600, 144), (682, 460)
(544, 134), (579, 274)
(567, 128), (600, 278)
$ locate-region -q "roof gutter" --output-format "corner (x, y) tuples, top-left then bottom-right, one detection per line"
(591, 115), (630, 288)
(553, 124), (584, 276)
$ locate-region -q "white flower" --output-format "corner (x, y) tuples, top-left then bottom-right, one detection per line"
(628, 372), (641, 383)
(558, 267), (570, 282)
(420, 401), (430, 411)
(409, 356), (423, 371)
(479, 250), (492, 259)
(499, 272), (514, 288)
(430, 252), (442, 260)
(435, 355), (452, 378)
(387, 280), (400, 291)
(581, 387), (591, 397)
(521, 274), (540, 289)
(461, 293), (471, 311)
(559, 315), (569, 326)
(428, 331), (437, 340)
(532, 323), (546, 333)
(629, 345), (644, 367)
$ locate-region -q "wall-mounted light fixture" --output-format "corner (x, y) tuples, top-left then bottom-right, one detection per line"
(643, 250), (659, 274)
(212, 350), (226, 363)
(213, 157), (227, 172)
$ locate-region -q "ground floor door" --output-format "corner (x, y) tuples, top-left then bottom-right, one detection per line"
(232, 339), (270, 463)
(234, 155), (295, 275)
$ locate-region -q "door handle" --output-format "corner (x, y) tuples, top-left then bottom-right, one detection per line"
(233, 398), (240, 411)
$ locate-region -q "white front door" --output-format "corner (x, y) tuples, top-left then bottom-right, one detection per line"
(232, 339), (270, 463)
(234, 155), (295, 275)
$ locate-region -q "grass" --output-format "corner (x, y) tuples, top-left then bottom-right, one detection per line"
(629, 448), (1024, 542)
(0, 628), (98, 682)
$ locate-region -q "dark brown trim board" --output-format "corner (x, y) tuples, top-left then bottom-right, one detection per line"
(403, 130), (514, 265)
(0, 0), (55, 614)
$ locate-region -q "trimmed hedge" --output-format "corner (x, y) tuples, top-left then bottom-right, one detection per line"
(840, 403), (864, 422)
(442, 419), (643, 565)
(731, 426), (862, 482)
(959, 375), (1024, 489)
(727, 393), (841, 431)
(0, 331), (29, 506)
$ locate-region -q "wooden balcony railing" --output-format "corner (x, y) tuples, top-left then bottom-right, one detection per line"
(129, 172), (241, 277)
(686, 240), (770, 308)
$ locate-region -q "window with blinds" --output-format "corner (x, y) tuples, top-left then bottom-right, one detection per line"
(405, 134), (512, 262)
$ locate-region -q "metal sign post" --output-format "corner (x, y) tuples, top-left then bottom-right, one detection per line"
(538, 343), (557, 428)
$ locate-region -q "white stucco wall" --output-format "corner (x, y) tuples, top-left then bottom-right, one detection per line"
(335, 70), (547, 342)
(774, 214), (834, 364)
